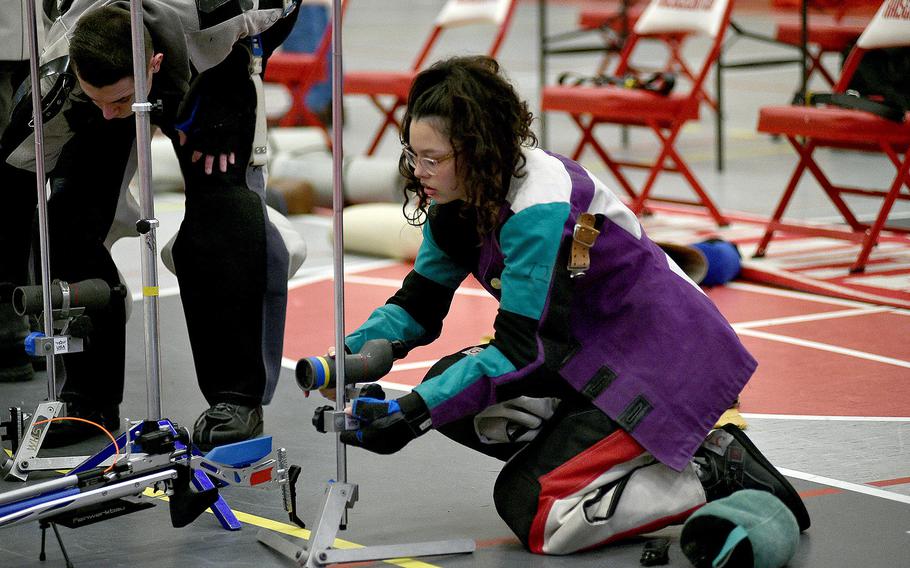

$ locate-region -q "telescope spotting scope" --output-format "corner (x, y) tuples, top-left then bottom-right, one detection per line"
(296, 339), (402, 392)
(13, 279), (124, 316)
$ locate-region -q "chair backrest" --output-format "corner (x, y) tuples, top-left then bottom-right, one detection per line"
(411, 0), (518, 70)
(836, 0), (910, 91)
(616, 0), (733, 98)
(634, 0), (731, 38)
(772, 0), (881, 22)
(857, 0), (910, 49)
(435, 0), (514, 28)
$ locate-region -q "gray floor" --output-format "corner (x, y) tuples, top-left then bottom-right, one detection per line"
(2, 2), (910, 567)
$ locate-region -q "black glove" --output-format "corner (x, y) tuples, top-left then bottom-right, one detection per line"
(340, 392), (431, 455)
(175, 44), (256, 157)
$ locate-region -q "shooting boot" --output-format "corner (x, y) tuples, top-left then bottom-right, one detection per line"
(193, 402), (264, 453)
(0, 302), (34, 383)
(41, 401), (121, 448)
(693, 424), (811, 532)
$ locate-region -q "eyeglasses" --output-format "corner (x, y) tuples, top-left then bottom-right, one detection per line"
(401, 145), (454, 176)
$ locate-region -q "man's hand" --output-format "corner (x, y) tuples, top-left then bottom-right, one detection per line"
(340, 393), (431, 455)
(178, 131), (235, 175)
(173, 44), (254, 176)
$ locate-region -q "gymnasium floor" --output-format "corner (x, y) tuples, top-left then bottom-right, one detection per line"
(2, 1), (909, 566)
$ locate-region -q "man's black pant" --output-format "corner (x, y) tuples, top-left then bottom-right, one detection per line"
(0, 111), (133, 407)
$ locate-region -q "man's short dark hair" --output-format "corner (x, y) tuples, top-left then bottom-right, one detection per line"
(70, 6), (153, 87)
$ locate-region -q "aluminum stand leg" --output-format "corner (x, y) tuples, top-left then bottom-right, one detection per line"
(256, 480), (475, 567)
(3, 402), (64, 481)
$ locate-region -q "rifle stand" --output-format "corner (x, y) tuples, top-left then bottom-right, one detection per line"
(2, 309), (103, 481)
(2, 418), (241, 530)
(39, 520), (74, 568)
(2, 402), (71, 482)
(69, 419), (243, 531)
(257, 480), (475, 567)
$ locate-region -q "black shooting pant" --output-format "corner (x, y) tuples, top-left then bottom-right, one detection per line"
(423, 346), (705, 555)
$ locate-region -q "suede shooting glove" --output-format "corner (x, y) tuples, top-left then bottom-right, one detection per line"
(175, 44), (256, 163)
(341, 392), (431, 455)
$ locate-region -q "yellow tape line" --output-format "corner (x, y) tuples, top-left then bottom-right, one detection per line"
(2, 448), (441, 566)
(143, 286), (160, 297)
(0, 450), (438, 567)
(141, 488), (441, 567)
(317, 356), (332, 388)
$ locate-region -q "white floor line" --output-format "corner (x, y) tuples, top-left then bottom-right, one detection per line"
(282, 357), (436, 373)
(344, 274), (491, 297)
(287, 259), (400, 290)
(281, 357), (438, 375)
(725, 281), (884, 309)
(280, 357), (419, 394)
(742, 413), (910, 422)
(812, 211), (910, 224)
(132, 259), (400, 301)
(390, 359), (439, 372)
(733, 306), (892, 330)
(376, 379), (416, 393)
(778, 467), (910, 506)
(737, 328), (910, 369)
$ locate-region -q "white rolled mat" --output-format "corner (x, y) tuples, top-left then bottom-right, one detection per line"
(149, 134), (183, 193)
(270, 151), (403, 207)
(267, 126), (329, 157)
(340, 202), (422, 261)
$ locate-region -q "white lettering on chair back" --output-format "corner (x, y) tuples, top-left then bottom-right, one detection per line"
(857, 0), (910, 49)
(435, 0), (512, 28)
(634, 0), (730, 37)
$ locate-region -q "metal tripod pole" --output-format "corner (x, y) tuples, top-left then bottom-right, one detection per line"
(329, 0), (349, 527)
(2, 0), (67, 483)
(128, 0), (163, 420)
(25, 0), (56, 400)
(258, 2), (473, 564)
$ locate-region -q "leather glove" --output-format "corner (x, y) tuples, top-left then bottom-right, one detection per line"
(340, 392), (431, 455)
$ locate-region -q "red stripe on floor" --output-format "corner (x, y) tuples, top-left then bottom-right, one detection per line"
(285, 263), (910, 417)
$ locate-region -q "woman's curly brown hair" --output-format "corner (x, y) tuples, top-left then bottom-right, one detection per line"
(399, 56), (537, 236)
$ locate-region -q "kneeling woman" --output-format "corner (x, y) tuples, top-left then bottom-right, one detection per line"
(337, 55), (809, 554)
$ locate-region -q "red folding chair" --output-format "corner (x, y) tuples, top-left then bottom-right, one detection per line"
(577, 1), (649, 77)
(263, 0), (346, 135)
(576, 1), (715, 110)
(755, 1), (910, 274)
(343, 0), (518, 156)
(541, 0), (734, 225)
(772, 0), (880, 87)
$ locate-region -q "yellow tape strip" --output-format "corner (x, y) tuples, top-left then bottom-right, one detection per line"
(141, 488), (441, 567)
(0, 452), (438, 567)
(317, 356), (331, 388)
(143, 286), (160, 297)
(0, 449), (441, 566)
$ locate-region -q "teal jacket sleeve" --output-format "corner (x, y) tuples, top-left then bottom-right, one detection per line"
(413, 202), (570, 424)
(345, 220), (469, 354)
